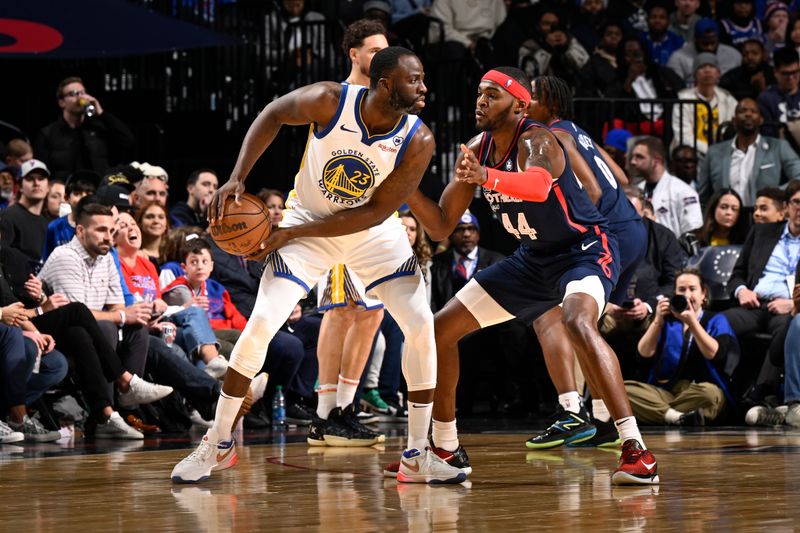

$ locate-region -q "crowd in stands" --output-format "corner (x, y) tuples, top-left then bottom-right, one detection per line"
(3, 0), (800, 445)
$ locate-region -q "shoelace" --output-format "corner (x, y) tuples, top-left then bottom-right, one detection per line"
(762, 412), (785, 425)
(186, 440), (213, 463)
(621, 443), (644, 464)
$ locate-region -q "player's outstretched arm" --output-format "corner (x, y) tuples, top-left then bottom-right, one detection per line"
(455, 126), (564, 202)
(209, 81), (342, 222)
(553, 130), (602, 204)
(256, 124), (436, 255)
(407, 136), (480, 241)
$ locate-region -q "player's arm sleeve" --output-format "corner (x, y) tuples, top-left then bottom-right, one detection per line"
(484, 166), (552, 202)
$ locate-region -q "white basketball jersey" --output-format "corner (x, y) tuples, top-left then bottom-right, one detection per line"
(286, 83), (422, 218)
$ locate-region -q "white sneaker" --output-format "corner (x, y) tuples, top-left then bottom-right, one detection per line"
(171, 430), (237, 483)
(189, 410), (214, 429)
(744, 405), (786, 426)
(250, 372), (269, 404)
(204, 356), (229, 380)
(8, 415), (61, 443)
(786, 403), (800, 428)
(0, 420), (24, 444)
(397, 447), (467, 484)
(118, 374), (173, 408)
(95, 411), (144, 440)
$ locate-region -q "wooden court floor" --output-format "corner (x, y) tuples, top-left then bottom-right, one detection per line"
(2, 429), (799, 532)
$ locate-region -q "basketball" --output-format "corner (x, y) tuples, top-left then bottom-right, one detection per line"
(209, 192), (270, 257)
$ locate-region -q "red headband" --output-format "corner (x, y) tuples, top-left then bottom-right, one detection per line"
(481, 70), (531, 106)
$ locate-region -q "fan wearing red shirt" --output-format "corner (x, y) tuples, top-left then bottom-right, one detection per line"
(114, 212), (229, 378)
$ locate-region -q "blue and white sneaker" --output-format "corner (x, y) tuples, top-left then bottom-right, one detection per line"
(397, 447), (467, 484)
(525, 406), (596, 449)
(171, 430), (237, 483)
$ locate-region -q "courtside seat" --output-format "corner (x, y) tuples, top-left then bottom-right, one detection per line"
(686, 245), (742, 310)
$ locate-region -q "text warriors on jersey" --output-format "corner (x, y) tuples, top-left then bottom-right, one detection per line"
(319, 149), (381, 207)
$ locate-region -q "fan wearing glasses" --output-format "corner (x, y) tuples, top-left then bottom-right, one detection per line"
(34, 76), (135, 182)
(757, 47), (800, 142)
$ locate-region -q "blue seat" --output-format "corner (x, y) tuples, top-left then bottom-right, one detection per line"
(686, 245), (742, 307)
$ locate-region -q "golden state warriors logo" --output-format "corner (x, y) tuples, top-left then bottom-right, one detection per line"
(320, 154), (375, 204)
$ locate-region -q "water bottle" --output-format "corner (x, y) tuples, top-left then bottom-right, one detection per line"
(272, 385), (286, 429)
(79, 97), (97, 118)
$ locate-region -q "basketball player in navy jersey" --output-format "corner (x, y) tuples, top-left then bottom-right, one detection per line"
(405, 67), (659, 485)
(523, 76), (649, 450)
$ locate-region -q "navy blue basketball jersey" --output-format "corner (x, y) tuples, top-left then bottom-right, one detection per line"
(477, 118), (608, 253)
(549, 119), (640, 225)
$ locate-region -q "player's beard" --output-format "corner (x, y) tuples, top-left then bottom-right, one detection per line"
(477, 101), (516, 132)
(390, 90), (421, 115)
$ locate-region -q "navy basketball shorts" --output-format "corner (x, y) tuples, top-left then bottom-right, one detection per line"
(457, 231), (620, 326)
(607, 218), (647, 305)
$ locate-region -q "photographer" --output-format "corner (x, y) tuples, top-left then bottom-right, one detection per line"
(625, 267), (739, 425)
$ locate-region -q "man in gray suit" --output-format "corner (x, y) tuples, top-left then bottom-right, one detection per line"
(698, 97), (800, 207)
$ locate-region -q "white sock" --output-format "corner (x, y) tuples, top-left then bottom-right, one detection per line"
(336, 374), (360, 408)
(664, 408), (683, 424)
(317, 384), (337, 419)
(212, 391), (245, 442)
(614, 416), (646, 449)
(432, 419), (459, 452)
(407, 402), (432, 452)
(558, 391), (582, 414)
(592, 399), (611, 422)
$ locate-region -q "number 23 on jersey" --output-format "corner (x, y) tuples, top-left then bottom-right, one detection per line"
(501, 212), (538, 240)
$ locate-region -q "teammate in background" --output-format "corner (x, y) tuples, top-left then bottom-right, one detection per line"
(310, 19), (391, 448)
(523, 76), (648, 449)
(405, 67), (659, 485)
(171, 47), (465, 485)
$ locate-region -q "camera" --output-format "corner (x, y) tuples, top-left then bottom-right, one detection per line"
(670, 294), (688, 313)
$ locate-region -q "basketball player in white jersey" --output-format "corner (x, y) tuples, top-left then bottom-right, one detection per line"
(171, 47), (465, 484)
(309, 20), (392, 448)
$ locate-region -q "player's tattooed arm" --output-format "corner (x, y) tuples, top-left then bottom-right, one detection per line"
(520, 127), (560, 175)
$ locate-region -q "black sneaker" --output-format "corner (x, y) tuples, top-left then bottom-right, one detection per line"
(676, 409), (705, 427)
(286, 402), (313, 426)
(243, 409), (270, 429)
(431, 440), (473, 475)
(385, 400), (408, 420)
(323, 405), (384, 447)
(567, 418), (621, 448)
(525, 406), (596, 449)
(307, 417), (327, 446)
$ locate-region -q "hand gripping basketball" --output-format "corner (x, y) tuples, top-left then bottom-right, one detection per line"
(208, 191), (272, 258)
(208, 180), (245, 223)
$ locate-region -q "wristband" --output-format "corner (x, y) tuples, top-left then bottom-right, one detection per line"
(118, 310), (126, 326)
(36, 307), (43, 316)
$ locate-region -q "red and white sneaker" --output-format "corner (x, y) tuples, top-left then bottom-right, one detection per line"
(611, 439), (659, 485)
(383, 445), (472, 477)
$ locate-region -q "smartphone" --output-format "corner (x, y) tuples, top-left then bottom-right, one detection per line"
(621, 300), (635, 309)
